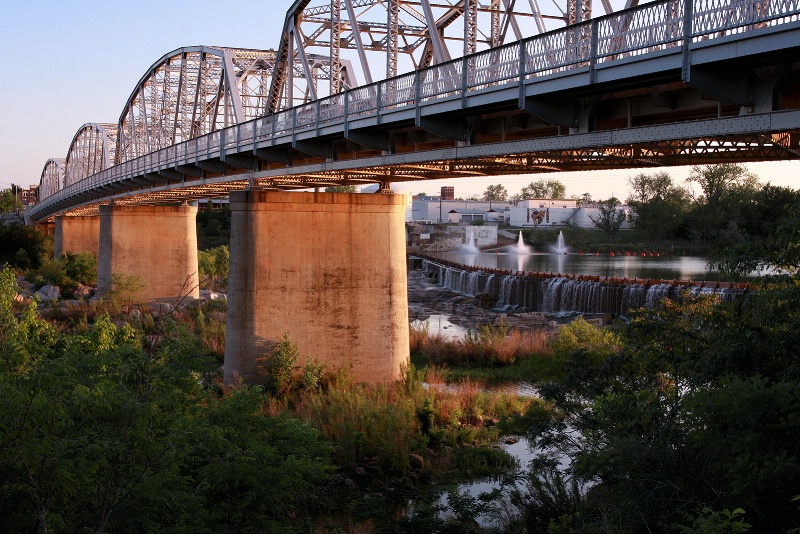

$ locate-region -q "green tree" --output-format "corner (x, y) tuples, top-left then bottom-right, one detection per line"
(483, 184), (508, 201)
(325, 185), (359, 193)
(626, 172), (689, 240)
(196, 204), (231, 248)
(0, 188), (22, 214)
(198, 245), (229, 289)
(684, 164), (761, 243)
(531, 277), (800, 532)
(589, 197), (627, 242)
(0, 223), (49, 271)
(0, 266), (333, 533)
(517, 179), (566, 199)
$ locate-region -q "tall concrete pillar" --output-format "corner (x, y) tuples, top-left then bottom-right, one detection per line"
(224, 191), (409, 384)
(54, 215), (100, 258)
(97, 205), (199, 300)
(36, 221), (56, 238)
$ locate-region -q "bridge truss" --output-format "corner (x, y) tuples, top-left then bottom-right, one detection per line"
(31, 0), (800, 222)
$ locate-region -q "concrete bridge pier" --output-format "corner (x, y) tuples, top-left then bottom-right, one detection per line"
(35, 221), (56, 238)
(54, 215), (100, 258)
(224, 191), (409, 385)
(97, 204), (200, 300)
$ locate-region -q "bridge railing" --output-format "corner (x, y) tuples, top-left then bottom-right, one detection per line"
(32, 0), (800, 218)
(693, 0), (800, 37)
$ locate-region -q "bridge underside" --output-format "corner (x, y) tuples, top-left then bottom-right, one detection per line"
(31, 16), (800, 221)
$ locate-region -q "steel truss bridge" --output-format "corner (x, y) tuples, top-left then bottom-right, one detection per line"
(30, 0), (800, 222)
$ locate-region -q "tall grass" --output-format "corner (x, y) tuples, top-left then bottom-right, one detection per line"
(411, 320), (549, 367)
(280, 366), (537, 476)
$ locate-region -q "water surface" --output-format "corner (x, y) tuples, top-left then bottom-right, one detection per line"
(430, 251), (727, 282)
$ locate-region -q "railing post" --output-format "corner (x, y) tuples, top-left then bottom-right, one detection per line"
(461, 54), (469, 108)
(220, 128), (226, 159)
(271, 113), (278, 146)
(682, 0), (694, 82)
(376, 83), (383, 124)
(292, 109), (298, 145)
(414, 70), (422, 125)
(315, 99), (322, 136)
(589, 20), (599, 84)
(518, 39), (527, 109)
(344, 91), (350, 135)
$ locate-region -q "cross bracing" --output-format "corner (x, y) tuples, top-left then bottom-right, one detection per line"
(65, 124), (118, 187)
(31, 0), (800, 223)
(40, 159), (65, 201)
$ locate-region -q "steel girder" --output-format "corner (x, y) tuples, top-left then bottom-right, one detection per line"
(39, 158), (65, 200)
(116, 46), (339, 164)
(266, 0), (628, 113)
(64, 123), (118, 187)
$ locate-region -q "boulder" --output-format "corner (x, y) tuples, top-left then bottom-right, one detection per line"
(73, 284), (93, 299)
(16, 278), (33, 290)
(149, 302), (173, 316)
(129, 308), (143, 321)
(409, 453), (425, 470)
(35, 285), (60, 302)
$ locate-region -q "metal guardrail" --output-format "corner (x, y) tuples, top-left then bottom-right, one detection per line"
(31, 0), (800, 219)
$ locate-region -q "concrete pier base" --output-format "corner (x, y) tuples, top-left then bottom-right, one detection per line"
(97, 205), (199, 300)
(224, 191), (409, 385)
(36, 221), (56, 237)
(54, 215), (100, 258)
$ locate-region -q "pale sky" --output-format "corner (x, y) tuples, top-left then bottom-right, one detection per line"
(2, 1), (798, 201)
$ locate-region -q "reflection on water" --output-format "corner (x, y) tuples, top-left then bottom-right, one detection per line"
(410, 314), (468, 340)
(431, 251), (728, 281)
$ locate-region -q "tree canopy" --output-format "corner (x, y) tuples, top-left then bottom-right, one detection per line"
(517, 179), (567, 200)
(483, 184), (508, 201)
(0, 268), (334, 533)
(626, 172), (690, 240)
(589, 197), (627, 242)
(0, 188), (22, 214)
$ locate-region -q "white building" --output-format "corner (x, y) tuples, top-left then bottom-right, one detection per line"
(411, 196), (513, 223)
(509, 199), (633, 229)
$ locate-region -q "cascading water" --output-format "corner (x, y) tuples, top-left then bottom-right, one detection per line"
(417, 257), (747, 314)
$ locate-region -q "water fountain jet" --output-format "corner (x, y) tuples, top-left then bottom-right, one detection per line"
(510, 231), (534, 255)
(549, 231), (569, 254)
(458, 227), (481, 253)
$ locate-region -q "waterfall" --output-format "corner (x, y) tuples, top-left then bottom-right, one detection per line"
(416, 257), (746, 314)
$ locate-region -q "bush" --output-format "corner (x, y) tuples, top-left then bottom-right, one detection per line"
(0, 223), (49, 271)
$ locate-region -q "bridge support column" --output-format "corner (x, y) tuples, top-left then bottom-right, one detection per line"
(224, 191), (409, 385)
(97, 205), (199, 300)
(54, 215), (100, 258)
(35, 221), (55, 237)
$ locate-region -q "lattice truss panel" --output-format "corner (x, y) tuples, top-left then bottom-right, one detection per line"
(116, 47), (336, 164)
(244, 134), (800, 187)
(65, 123), (118, 186)
(40, 159), (65, 199)
(267, 0), (644, 112)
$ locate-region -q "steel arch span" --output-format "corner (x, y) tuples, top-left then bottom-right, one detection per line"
(64, 123), (118, 187)
(266, 0), (635, 112)
(116, 46), (347, 163)
(39, 159), (65, 201)
(28, 0), (800, 223)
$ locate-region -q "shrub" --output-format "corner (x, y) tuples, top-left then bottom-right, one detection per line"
(264, 333), (300, 396)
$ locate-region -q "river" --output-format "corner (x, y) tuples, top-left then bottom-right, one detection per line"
(428, 250), (730, 282)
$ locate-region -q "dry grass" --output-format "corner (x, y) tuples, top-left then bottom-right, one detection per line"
(279, 366), (536, 474)
(412, 320), (550, 367)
